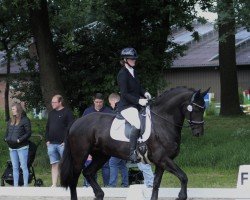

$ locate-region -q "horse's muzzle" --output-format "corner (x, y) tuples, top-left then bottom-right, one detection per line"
(191, 125), (204, 137)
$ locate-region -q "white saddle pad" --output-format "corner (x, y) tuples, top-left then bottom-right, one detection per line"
(110, 106), (151, 142)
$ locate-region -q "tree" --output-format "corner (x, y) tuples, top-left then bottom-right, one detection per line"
(28, 0), (68, 110)
(235, 0), (250, 29)
(0, 0), (29, 120)
(3, 0), (214, 113)
(217, 0), (243, 115)
(51, 0), (213, 108)
(86, 0), (212, 94)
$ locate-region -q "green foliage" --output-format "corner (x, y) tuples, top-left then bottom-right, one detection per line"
(234, 0), (250, 29)
(238, 89), (244, 105)
(1, 0), (215, 111)
(0, 0), (30, 49)
(205, 100), (216, 116)
(51, 0), (213, 108)
(10, 57), (44, 112)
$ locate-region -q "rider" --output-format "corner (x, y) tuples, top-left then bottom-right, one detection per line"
(117, 47), (151, 163)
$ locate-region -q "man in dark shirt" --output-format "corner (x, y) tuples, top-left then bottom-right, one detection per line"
(46, 94), (74, 187)
(82, 93), (112, 187)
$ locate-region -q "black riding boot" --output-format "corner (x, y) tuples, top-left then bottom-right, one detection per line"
(129, 126), (140, 163)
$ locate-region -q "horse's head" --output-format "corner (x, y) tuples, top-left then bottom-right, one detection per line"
(182, 88), (210, 137)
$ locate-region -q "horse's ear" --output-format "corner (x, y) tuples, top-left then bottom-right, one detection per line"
(201, 87), (210, 97)
(192, 89), (201, 101)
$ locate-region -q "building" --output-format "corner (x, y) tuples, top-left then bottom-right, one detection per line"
(165, 23), (250, 101)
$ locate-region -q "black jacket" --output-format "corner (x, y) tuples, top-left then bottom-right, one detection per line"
(5, 113), (32, 149)
(117, 67), (145, 111)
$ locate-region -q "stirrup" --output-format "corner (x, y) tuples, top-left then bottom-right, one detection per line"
(129, 151), (140, 163)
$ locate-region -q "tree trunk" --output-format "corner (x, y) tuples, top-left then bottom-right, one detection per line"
(4, 52), (11, 121)
(218, 0), (242, 116)
(2, 40), (11, 121)
(29, 0), (67, 110)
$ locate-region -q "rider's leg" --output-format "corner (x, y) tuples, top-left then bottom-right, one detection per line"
(129, 126), (140, 163)
(121, 107), (141, 162)
(120, 107), (141, 163)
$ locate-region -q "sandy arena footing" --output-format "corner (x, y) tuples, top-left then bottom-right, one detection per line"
(0, 186), (249, 200)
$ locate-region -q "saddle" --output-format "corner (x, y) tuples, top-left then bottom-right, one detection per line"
(110, 106), (151, 142)
(115, 107), (147, 138)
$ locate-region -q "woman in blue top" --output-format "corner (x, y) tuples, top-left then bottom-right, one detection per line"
(117, 47), (151, 163)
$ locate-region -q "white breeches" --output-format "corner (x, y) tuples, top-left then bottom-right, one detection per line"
(121, 107), (140, 129)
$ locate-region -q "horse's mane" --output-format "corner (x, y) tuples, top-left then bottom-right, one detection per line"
(153, 86), (196, 105)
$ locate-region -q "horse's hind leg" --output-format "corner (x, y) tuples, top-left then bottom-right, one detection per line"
(150, 166), (164, 200)
(165, 158), (188, 200)
(70, 151), (89, 200)
(83, 154), (110, 200)
(69, 170), (81, 200)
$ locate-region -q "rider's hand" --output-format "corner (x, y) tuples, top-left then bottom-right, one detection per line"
(139, 99), (148, 106)
(144, 92), (152, 100)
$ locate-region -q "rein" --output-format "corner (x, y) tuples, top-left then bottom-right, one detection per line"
(147, 93), (205, 128)
(150, 109), (191, 128)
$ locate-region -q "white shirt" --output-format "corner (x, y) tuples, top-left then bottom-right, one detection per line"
(125, 66), (134, 77)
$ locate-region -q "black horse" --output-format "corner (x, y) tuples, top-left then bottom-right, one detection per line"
(60, 87), (209, 200)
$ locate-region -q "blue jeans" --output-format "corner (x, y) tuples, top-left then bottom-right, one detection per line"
(137, 163), (154, 187)
(109, 157), (128, 187)
(102, 161), (110, 186)
(83, 160), (110, 187)
(47, 143), (64, 164)
(9, 146), (29, 186)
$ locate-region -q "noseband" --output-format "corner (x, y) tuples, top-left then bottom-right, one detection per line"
(186, 91), (205, 126)
(186, 102), (205, 126)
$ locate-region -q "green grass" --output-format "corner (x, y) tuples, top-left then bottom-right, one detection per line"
(1, 111), (250, 187)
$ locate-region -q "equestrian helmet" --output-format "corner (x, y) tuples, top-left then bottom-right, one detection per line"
(121, 47), (138, 59)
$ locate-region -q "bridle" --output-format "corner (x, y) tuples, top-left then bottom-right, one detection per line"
(187, 102), (205, 126)
(186, 92), (205, 126)
(149, 91), (205, 128)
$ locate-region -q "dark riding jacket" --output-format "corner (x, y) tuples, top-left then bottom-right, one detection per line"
(117, 67), (145, 111)
(5, 113), (32, 149)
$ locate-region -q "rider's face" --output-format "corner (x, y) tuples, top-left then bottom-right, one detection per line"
(126, 58), (136, 67)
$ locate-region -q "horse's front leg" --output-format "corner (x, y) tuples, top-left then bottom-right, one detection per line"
(165, 158), (188, 200)
(150, 166), (164, 200)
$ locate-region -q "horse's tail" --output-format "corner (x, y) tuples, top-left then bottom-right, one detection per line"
(60, 135), (74, 188)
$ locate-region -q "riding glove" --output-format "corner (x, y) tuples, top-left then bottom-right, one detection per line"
(144, 92), (152, 100)
(139, 99), (148, 106)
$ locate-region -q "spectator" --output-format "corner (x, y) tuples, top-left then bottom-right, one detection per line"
(46, 94), (74, 187)
(137, 163), (154, 188)
(108, 93), (129, 187)
(5, 103), (32, 186)
(82, 93), (112, 187)
(83, 154), (95, 187)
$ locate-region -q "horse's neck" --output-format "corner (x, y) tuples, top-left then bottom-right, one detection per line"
(154, 92), (189, 113)
(152, 92), (191, 127)
(150, 92), (189, 146)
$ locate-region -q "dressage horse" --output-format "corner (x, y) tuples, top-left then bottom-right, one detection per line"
(60, 87), (209, 200)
